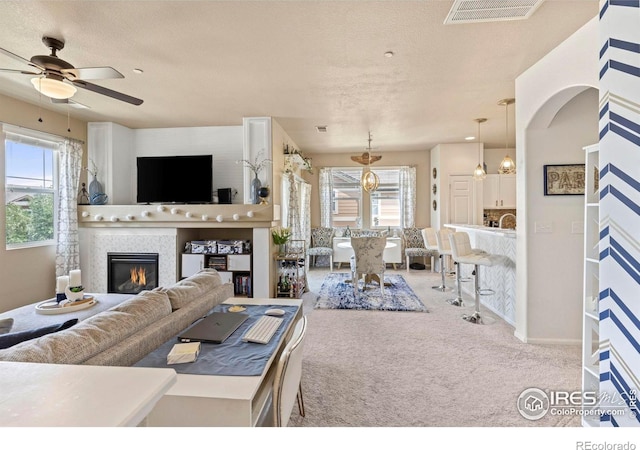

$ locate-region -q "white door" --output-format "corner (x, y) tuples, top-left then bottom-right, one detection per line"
(449, 175), (475, 224)
(483, 174), (500, 208)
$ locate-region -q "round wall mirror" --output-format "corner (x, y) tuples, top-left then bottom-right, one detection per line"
(432, 168), (437, 179)
(433, 200), (437, 211)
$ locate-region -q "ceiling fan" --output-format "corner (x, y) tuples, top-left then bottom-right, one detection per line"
(0, 36), (143, 106)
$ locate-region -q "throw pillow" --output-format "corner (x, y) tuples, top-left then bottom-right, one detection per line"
(0, 318), (13, 335)
(0, 318), (78, 350)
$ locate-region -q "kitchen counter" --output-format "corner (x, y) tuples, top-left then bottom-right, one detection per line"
(444, 224), (516, 325)
(445, 223), (516, 238)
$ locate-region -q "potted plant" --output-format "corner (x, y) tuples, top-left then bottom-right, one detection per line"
(272, 227), (292, 254)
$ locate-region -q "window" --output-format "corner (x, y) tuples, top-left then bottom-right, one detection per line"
(4, 131), (58, 248)
(329, 168), (362, 228)
(370, 168), (401, 228)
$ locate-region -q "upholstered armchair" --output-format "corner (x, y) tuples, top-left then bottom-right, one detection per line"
(403, 227), (438, 272)
(349, 236), (386, 295)
(307, 227), (334, 270)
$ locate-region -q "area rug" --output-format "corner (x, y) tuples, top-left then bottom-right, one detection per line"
(314, 273), (427, 312)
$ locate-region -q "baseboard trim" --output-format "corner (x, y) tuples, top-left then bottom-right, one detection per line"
(520, 337), (581, 346)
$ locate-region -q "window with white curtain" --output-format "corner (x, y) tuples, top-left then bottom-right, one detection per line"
(370, 168), (401, 228)
(4, 128), (60, 248)
(329, 168), (362, 228)
(320, 166), (414, 229)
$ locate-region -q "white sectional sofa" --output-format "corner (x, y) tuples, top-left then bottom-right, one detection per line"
(0, 269), (234, 366)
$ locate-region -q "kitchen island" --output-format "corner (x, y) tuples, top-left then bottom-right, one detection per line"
(444, 224), (516, 326)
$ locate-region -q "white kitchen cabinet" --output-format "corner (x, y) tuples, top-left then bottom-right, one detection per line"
(483, 174), (516, 209)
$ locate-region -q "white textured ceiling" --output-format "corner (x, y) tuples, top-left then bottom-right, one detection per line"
(0, 1), (598, 154)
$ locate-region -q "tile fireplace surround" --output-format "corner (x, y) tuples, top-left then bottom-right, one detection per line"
(77, 204), (279, 297)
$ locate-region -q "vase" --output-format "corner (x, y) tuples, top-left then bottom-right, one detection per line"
(251, 175), (261, 205)
(89, 175), (106, 205)
(278, 244), (286, 255)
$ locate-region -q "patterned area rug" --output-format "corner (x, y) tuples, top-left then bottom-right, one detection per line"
(315, 273), (427, 312)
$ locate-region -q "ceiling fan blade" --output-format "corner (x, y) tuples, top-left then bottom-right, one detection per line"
(62, 66), (124, 80)
(0, 68), (41, 75)
(72, 79), (143, 106)
(0, 47), (44, 71)
(50, 97), (91, 109)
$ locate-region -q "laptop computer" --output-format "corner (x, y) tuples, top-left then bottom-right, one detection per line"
(178, 312), (249, 344)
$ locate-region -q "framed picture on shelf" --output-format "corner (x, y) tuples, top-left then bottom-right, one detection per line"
(543, 164), (585, 196)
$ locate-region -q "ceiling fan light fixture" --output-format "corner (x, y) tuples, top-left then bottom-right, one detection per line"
(31, 76), (76, 99)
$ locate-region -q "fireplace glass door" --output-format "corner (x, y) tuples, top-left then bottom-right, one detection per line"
(107, 253), (159, 294)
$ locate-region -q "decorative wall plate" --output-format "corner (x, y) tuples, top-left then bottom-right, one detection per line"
(433, 200), (437, 211)
(432, 184), (437, 195)
(432, 168), (437, 179)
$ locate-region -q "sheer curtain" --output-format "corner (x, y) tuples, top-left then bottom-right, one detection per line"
(318, 167), (333, 228)
(55, 138), (83, 276)
(399, 166), (416, 228)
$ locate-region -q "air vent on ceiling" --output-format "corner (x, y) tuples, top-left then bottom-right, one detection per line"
(316, 125), (328, 133)
(444, 0), (546, 24)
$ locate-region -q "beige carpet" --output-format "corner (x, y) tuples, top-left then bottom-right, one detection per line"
(287, 267), (581, 427)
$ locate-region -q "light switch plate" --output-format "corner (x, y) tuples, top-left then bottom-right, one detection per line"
(535, 221), (553, 233)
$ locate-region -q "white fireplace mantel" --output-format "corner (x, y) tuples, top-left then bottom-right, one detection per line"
(78, 204), (280, 228)
(78, 204), (280, 298)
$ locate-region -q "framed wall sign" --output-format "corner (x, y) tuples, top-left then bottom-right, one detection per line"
(543, 164), (585, 195)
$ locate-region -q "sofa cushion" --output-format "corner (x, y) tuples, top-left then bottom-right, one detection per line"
(164, 269), (223, 310)
(0, 319), (77, 349)
(0, 288), (172, 364)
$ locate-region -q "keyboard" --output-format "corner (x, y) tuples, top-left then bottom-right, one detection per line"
(242, 315), (283, 344)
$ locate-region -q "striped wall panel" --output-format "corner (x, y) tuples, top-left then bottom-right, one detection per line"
(599, 0), (640, 427)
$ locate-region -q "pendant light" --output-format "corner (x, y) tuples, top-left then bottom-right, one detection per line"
(360, 132), (380, 192)
(472, 118), (487, 181)
(498, 98), (516, 174)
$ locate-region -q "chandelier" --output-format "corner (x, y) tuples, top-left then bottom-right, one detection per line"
(472, 118), (487, 180)
(352, 132), (381, 192)
(498, 98), (516, 174)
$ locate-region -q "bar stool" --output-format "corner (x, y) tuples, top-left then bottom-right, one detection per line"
(434, 228), (462, 300)
(422, 228), (444, 287)
(449, 231), (503, 324)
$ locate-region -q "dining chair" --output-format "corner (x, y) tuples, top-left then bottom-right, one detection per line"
(272, 315), (307, 426)
(349, 236), (386, 295)
(307, 227), (334, 270)
(403, 227), (438, 272)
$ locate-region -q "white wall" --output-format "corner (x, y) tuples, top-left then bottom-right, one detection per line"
(515, 16), (599, 343)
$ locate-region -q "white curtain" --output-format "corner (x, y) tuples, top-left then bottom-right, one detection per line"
(399, 166), (416, 228)
(318, 167), (333, 228)
(55, 138), (83, 276)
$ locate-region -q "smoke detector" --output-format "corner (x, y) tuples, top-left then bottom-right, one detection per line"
(444, 0), (546, 24)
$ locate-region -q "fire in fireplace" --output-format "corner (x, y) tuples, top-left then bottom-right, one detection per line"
(107, 253), (159, 294)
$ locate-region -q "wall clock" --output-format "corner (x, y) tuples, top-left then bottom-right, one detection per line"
(432, 168), (437, 179)
(432, 184), (437, 195)
(433, 200), (437, 211)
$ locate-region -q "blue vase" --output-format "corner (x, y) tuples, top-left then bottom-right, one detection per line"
(251, 175), (261, 204)
(89, 176), (108, 205)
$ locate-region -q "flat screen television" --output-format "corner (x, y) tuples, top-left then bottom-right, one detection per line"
(137, 155), (213, 204)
